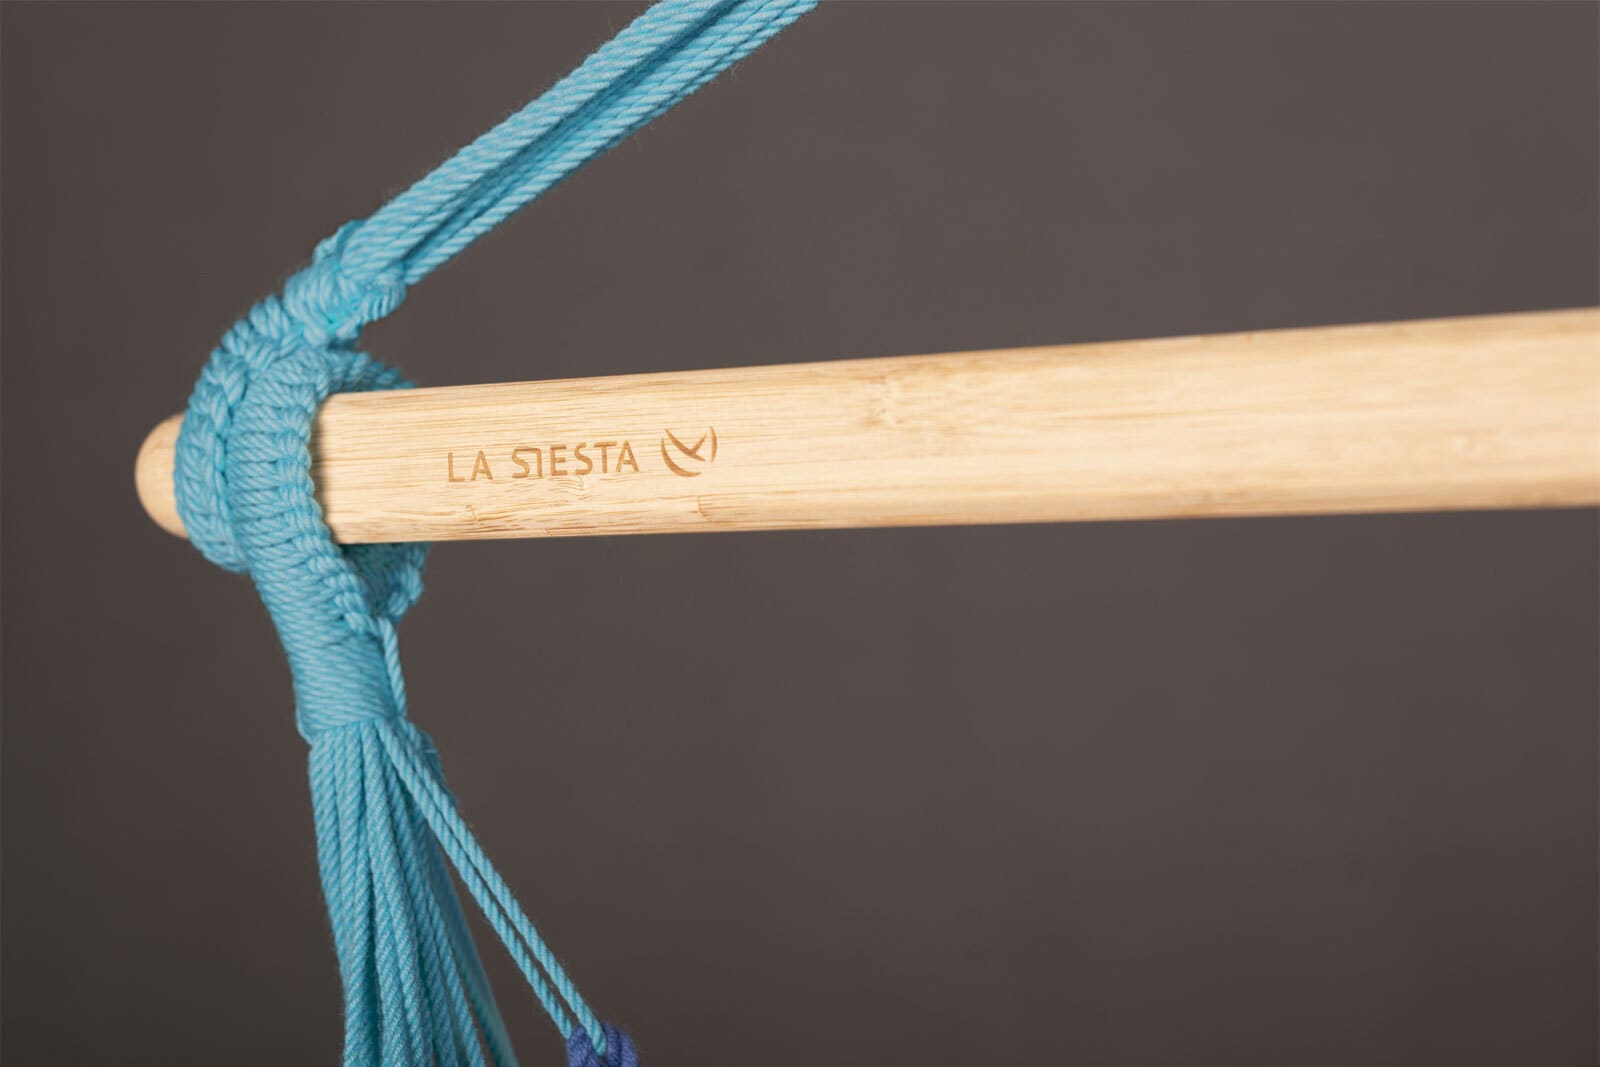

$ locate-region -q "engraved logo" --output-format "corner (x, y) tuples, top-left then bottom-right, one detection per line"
(443, 428), (721, 484)
(659, 427), (718, 478)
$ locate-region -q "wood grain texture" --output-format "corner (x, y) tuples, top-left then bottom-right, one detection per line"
(136, 309), (1600, 544)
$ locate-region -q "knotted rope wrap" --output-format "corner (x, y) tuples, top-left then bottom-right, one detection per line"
(171, 3), (814, 1064)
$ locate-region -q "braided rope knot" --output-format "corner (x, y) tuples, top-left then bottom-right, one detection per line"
(173, 237), (427, 741)
(283, 223), (408, 347)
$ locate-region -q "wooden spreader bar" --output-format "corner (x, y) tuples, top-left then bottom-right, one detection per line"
(136, 309), (1600, 544)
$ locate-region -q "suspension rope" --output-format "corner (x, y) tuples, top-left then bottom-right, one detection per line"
(171, 3), (816, 1064)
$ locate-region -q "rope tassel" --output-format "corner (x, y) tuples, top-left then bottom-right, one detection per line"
(170, 2), (815, 1062)
(309, 722), (517, 1066)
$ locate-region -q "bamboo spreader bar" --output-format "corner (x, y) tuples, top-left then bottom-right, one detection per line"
(136, 309), (1600, 544)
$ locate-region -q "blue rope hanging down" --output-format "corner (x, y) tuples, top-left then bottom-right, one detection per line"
(171, 2), (815, 1064)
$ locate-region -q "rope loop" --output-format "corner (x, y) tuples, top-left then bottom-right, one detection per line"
(175, 314), (426, 739)
(172, 256), (411, 575)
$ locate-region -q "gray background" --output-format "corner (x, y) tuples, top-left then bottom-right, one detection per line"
(3, 2), (1596, 1064)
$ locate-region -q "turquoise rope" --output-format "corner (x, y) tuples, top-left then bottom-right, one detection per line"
(170, 3), (816, 1064)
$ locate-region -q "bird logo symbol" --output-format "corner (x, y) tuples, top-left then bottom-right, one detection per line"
(660, 427), (718, 477)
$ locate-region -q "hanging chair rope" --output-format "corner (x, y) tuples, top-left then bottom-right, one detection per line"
(171, 2), (816, 1064)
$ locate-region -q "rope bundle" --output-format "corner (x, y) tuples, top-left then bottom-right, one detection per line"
(171, 2), (815, 1063)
